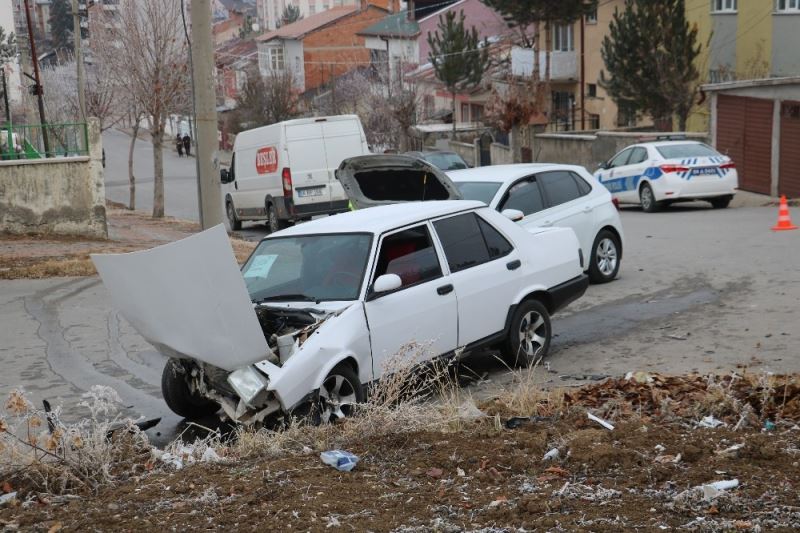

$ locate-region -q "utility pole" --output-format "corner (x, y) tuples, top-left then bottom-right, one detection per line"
(190, 0), (223, 228)
(23, 0), (49, 156)
(72, 0), (87, 121)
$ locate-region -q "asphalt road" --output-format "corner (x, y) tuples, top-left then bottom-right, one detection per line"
(2, 201), (798, 444)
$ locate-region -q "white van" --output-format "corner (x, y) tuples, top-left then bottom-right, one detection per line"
(221, 115), (370, 232)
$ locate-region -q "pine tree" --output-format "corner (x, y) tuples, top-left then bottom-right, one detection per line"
(600, 0), (701, 131)
(49, 0), (74, 53)
(427, 10), (489, 136)
(280, 5), (301, 27)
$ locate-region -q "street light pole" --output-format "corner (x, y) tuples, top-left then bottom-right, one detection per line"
(22, 0), (49, 156)
(72, 0), (87, 122)
(189, 0), (223, 229)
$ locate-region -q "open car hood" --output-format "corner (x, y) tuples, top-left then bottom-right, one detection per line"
(91, 225), (271, 372)
(335, 154), (463, 210)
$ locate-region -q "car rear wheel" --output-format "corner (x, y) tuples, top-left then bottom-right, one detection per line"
(226, 200), (242, 231)
(503, 299), (551, 367)
(709, 195), (732, 209)
(161, 359), (220, 419)
(588, 230), (621, 284)
(312, 363), (364, 425)
(639, 183), (660, 213)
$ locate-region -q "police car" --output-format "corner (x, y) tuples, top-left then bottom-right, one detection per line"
(594, 141), (738, 212)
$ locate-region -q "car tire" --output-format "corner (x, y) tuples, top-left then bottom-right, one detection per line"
(311, 362), (364, 425)
(226, 200), (242, 231)
(639, 183), (660, 213)
(503, 299), (552, 367)
(161, 359), (219, 419)
(267, 202), (288, 234)
(588, 229), (621, 284)
(710, 195), (732, 209)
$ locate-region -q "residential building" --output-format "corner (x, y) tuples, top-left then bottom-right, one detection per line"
(213, 12), (246, 45)
(0, 0), (22, 107)
(357, 8), (419, 85)
(257, 0), (377, 31)
(33, 0), (49, 38)
(216, 38), (258, 107)
(256, 2), (389, 93)
(685, 0), (800, 131)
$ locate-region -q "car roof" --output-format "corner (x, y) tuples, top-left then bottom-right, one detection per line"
(447, 163), (587, 183)
(268, 200), (485, 238)
(633, 140), (704, 149)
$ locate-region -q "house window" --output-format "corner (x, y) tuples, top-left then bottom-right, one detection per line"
(589, 114), (600, 130)
(586, 8), (597, 24)
(424, 95), (435, 118)
(270, 47), (284, 71)
(776, 0), (800, 11)
(309, 4), (316, 15)
(551, 91), (575, 130)
(617, 100), (637, 127)
(712, 0), (737, 12)
(587, 83), (597, 98)
(461, 103), (470, 122)
(552, 24), (574, 52)
(470, 104), (484, 123)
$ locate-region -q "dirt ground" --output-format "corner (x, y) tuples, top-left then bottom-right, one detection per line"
(2, 374), (799, 532)
(0, 202), (256, 279)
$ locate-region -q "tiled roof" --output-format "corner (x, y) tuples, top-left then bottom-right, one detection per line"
(358, 11), (419, 38)
(256, 6), (359, 42)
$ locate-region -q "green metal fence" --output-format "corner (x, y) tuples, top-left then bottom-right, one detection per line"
(1, 123), (89, 160)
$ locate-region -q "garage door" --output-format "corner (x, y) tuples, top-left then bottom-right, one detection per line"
(779, 101), (800, 198)
(716, 95), (773, 195)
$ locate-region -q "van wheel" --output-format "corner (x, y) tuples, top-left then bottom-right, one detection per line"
(226, 200), (242, 231)
(161, 359), (219, 420)
(267, 203), (288, 234)
(502, 299), (551, 367)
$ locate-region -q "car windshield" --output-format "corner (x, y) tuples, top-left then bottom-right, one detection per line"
(424, 152), (468, 170)
(454, 181), (502, 205)
(242, 233), (372, 302)
(656, 144), (719, 159)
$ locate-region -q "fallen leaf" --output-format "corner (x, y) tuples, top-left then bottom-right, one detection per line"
(47, 522), (62, 533)
(1, 482), (11, 494)
(544, 466), (570, 477)
(488, 467), (504, 482)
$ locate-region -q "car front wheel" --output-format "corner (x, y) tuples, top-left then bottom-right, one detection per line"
(503, 299), (552, 367)
(161, 359), (220, 419)
(639, 183), (660, 213)
(312, 363), (364, 425)
(588, 230), (621, 283)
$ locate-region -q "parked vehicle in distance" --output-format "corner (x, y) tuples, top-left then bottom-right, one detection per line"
(156, 202), (588, 424)
(446, 164), (625, 284)
(593, 140), (738, 212)
(220, 115), (370, 233)
(405, 150), (470, 170)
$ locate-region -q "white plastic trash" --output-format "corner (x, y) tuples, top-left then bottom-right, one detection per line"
(320, 450), (360, 472)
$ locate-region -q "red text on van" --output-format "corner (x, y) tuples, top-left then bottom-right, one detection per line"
(256, 147), (278, 175)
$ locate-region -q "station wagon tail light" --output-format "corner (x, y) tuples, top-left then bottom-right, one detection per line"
(660, 164), (689, 173)
(282, 167), (293, 196)
(720, 162), (736, 169)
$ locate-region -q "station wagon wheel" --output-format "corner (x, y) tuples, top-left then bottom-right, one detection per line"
(314, 363), (364, 424)
(639, 183), (660, 213)
(588, 230), (621, 284)
(503, 299), (551, 367)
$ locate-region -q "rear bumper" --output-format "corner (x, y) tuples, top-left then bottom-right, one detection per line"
(549, 274), (589, 313)
(653, 173), (738, 201)
(276, 198), (350, 220)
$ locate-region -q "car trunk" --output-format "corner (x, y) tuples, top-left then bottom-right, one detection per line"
(336, 155), (463, 210)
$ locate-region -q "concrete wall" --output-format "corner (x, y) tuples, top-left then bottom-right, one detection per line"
(533, 130), (710, 171)
(490, 143), (512, 165)
(0, 119), (107, 238)
(448, 140), (477, 167)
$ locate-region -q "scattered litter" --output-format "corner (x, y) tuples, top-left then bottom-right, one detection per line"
(764, 420), (776, 431)
(654, 453), (681, 464)
(715, 443), (744, 457)
(505, 415), (553, 429)
(201, 447), (223, 463)
(0, 492), (17, 507)
(456, 467), (465, 477)
(625, 371), (655, 384)
(698, 415), (725, 428)
(587, 412), (615, 430)
(320, 450), (359, 472)
(701, 479), (739, 501)
(457, 402), (486, 420)
(654, 444), (666, 453)
(543, 448), (560, 461)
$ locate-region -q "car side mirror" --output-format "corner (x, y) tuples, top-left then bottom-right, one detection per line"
(501, 209), (525, 222)
(598, 161), (609, 170)
(220, 168), (232, 184)
(372, 274), (402, 294)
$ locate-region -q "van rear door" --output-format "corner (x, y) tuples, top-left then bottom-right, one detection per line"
(321, 118), (369, 203)
(285, 122), (332, 207)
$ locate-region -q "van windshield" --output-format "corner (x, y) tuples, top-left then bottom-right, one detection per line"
(242, 233), (373, 302)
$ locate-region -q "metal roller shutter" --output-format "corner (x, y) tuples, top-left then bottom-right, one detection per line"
(779, 101), (800, 198)
(716, 95), (773, 195)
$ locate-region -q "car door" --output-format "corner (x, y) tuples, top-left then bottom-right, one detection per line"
(497, 175), (549, 229)
(536, 171), (596, 257)
(363, 223), (458, 378)
(596, 147), (634, 200)
(431, 211), (519, 347)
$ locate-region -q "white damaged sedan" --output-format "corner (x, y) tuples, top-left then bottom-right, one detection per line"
(93, 201), (587, 425)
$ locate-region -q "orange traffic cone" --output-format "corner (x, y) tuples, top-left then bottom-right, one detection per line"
(771, 195), (798, 231)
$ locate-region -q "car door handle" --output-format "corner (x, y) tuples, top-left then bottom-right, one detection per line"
(542, 220), (553, 227)
(437, 284), (454, 295)
(583, 205), (593, 213)
(506, 259), (521, 271)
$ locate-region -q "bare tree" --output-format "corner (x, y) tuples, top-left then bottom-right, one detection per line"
(232, 68), (298, 131)
(95, 0), (190, 218)
(40, 58), (120, 130)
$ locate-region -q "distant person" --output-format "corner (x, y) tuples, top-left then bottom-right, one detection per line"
(182, 134), (191, 157)
(176, 133), (183, 157)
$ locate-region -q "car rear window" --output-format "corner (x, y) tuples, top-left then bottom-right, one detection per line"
(539, 171), (585, 207)
(425, 152), (468, 170)
(656, 144), (719, 159)
(433, 213), (512, 273)
(454, 181), (502, 205)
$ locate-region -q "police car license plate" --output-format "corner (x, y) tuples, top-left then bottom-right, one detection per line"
(692, 167), (718, 176)
(297, 187), (324, 198)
